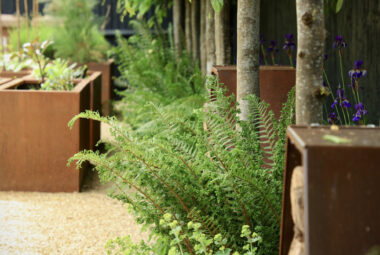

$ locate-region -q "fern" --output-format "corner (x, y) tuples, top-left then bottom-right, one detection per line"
(69, 77), (295, 254)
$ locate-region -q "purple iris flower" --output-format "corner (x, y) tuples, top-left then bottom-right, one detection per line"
(333, 35), (347, 49)
(342, 98), (351, 108)
(283, 34), (296, 50)
(352, 102), (368, 122)
(323, 81), (327, 87)
(328, 112), (338, 124)
(331, 99), (338, 109)
(336, 87), (344, 98)
(268, 40), (279, 53)
(349, 60), (367, 79)
(324, 54), (328, 61)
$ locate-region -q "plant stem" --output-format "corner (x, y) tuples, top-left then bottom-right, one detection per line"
(324, 69), (343, 123)
(261, 45), (268, 65)
(339, 51), (345, 93)
(288, 53), (293, 67)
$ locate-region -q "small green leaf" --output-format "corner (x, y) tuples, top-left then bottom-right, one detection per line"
(211, 0), (224, 13)
(335, 0), (344, 13)
(323, 134), (351, 144)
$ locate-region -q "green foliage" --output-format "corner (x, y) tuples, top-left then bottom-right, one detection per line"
(8, 24), (55, 58)
(23, 40), (52, 82)
(0, 52), (35, 71)
(68, 78), (295, 254)
(43, 0), (109, 63)
(211, 0), (224, 13)
(111, 21), (204, 130)
(33, 58), (85, 91)
(324, 0), (344, 14)
(116, 0), (170, 27)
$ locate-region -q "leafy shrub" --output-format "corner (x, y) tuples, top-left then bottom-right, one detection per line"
(68, 78), (295, 254)
(33, 58), (85, 91)
(8, 23), (55, 58)
(112, 21), (204, 130)
(43, 0), (109, 63)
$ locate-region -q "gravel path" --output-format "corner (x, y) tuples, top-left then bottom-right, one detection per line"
(0, 124), (149, 255)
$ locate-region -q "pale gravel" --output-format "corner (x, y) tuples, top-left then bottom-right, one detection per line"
(0, 123), (149, 255)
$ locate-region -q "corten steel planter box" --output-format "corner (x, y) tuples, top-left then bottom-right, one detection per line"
(280, 126), (380, 255)
(86, 59), (115, 115)
(0, 77), (92, 192)
(211, 65), (296, 118)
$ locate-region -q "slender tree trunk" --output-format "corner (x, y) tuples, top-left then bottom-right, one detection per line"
(214, 1), (231, 65)
(191, 0), (200, 63)
(16, 0), (20, 51)
(0, 0), (5, 70)
(295, 0), (325, 124)
(173, 0), (183, 57)
(200, 0), (206, 74)
(185, 0), (192, 53)
(24, 0), (30, 41)
(237, 0), (260, 121)
(205, 0), (215, 74)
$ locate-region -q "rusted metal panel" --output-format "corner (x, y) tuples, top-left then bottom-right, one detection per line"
(0, 77), (91, 192)
(280, 126), (380, 255)
(87, 59), (115, 115)
(211, 65), (295, 118)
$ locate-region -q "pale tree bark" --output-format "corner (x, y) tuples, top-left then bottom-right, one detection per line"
(214, 1), (231, 65)
(205, 0), (215, 74)
(237, 0), (260, 121)
(295, 0), (325, 125)
(173, 0), (183, 57)
(191, 0), (200, 63)
(200, 0), (206, 74)
(185, 0), (192, 53)
(16, 0), (21, 51)
(24, 0), (30, 41)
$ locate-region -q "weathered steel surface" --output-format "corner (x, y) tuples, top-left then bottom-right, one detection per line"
(211, 65), (295, 118)
(86, 72), (102, 150)
(87, 59), (115, 115)
(280, 126), (380, 255)
(0, 77), (91, 192)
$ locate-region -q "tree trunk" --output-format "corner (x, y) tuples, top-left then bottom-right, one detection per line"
(185, 0), (192, 53)
(200, 0), (207, 74)
(295, 0), (325, 125)
(214, 1), (231, 65)
(191, 0), (200, 63)
(237, 0), (260, 121)
(205, 0), (215, 74)
(173, 0), (183, 57)
(16, 0), (20, 51)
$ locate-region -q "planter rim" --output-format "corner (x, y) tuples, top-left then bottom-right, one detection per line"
(0, 76), (90, 93)
(212, 65), (295, 72)
(85, 58), (114, 66)
(287, 125), (380, 150)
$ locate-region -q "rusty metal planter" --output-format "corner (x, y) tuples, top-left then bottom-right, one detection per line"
(211, 65), (295, 118)
(0, 77), (92, 192)
(280, 125), (380, 255)
(86, 59), (115, 115)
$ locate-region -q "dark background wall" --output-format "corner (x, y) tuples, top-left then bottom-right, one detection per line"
(259, 0), (380, 124)
(2, 0), (380, 123)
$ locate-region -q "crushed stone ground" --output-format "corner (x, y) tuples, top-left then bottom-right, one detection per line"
(0, 123), (149, 255)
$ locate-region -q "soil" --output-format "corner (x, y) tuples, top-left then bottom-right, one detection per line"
(0, 123), (149, 255)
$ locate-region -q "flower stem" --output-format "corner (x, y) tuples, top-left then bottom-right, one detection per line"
(339, 51), (345, 93)
(324, 69), (343, 123)
(288, 54), (293, 67)
(261, 45), (268, 66)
